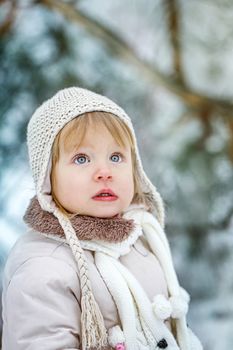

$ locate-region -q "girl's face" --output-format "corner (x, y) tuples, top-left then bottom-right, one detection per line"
(53, 124), (134, 218)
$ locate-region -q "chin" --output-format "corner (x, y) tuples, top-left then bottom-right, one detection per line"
(92, 208), (121, 219)
(95, 212), (120, 219)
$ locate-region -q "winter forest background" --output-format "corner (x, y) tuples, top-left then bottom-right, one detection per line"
(1, 0), (233, 349)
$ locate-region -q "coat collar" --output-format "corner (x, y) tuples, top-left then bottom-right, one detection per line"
(23, 196), (135, 243)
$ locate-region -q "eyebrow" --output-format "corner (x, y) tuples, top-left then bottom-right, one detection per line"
(74, 143), (127, 152)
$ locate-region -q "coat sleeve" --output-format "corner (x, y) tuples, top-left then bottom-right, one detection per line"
(2, 256), (82, 350)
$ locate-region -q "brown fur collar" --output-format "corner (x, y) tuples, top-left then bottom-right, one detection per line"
(23, 196), (135, 243)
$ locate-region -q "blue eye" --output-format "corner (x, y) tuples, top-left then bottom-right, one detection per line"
(111, 153), (122, 162)
(74, 154), (89, 165)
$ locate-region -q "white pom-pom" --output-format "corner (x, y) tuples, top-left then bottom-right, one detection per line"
(108, 325), (125, 347)
(152, 294), (172, 320)
(169, 295), (188, 319)
(180, 286), (190, 303)
(188, 327), (203, 350)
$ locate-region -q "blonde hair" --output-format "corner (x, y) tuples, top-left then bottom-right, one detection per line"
(50, 111), (149, 215)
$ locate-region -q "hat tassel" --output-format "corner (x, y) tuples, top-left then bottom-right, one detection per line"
(81, 290), (108, 350)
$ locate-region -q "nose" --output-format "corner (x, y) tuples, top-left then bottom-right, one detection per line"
(93, 166), (113, 182)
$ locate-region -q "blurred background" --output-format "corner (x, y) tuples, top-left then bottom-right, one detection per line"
(1, 0), (233, 348)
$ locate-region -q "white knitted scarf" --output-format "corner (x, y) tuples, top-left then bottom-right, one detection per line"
(79, 206), (185, 350)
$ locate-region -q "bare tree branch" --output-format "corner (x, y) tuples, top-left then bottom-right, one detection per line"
(0, 0), (17, 36)
(40, 0), (233, 119)
(164, 0), (185, 83)
(228, 119), (233, 162)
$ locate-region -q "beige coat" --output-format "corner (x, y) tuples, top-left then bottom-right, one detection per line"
(2, 229), (171, 350)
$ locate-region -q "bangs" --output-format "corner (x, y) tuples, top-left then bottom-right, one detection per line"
(58, 111), (135, 156)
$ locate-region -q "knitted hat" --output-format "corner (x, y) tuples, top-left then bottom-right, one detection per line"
(27, 87), (165, 349)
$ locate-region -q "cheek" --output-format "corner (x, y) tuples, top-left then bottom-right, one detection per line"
(53, 167), (75, 197)
(62, 174), (85, 193)
(128, 169), (135, 198)
(121, 168), (134, 192)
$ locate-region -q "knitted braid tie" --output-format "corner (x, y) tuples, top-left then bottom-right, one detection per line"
(53, 208), (108, 350)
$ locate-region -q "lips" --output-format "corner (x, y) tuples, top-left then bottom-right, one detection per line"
(92, 188), (118, 200)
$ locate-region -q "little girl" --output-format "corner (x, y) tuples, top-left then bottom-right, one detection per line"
(1, 87), (203, 350)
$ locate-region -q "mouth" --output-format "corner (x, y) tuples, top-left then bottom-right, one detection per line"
(92, 189), (118, 201)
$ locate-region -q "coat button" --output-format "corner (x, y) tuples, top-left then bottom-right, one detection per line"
(157, 338), (168, 348)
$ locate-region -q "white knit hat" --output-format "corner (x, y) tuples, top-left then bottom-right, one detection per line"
(27, 87), (166, 349)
